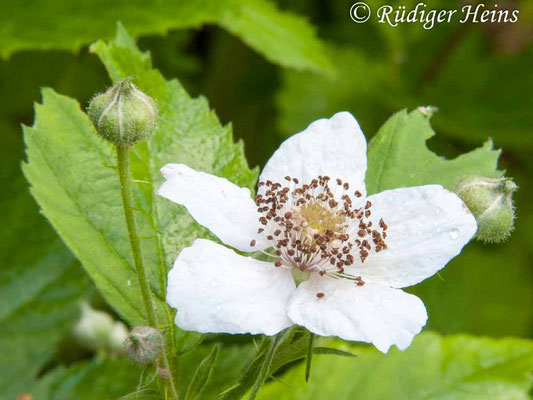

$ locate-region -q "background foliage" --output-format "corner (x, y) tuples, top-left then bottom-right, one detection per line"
(1, 0), (531, 398)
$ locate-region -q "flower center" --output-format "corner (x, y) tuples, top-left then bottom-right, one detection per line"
(251, 175), (388, 277)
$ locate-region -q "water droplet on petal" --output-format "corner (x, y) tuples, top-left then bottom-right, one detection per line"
(449, 229), (459, 240)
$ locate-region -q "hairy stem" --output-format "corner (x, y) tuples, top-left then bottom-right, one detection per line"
(116, 146), (179, 399)
(117, 146), (157, 326)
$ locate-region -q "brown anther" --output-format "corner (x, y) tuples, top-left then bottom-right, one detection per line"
(354, 190), (362, 197)
(284, 176), (291, 181)
(357, 229), (366, 237)
(365, 201), (372, 209)
(316, 292), (325, 299)
(250, 240), (256, 247)
(274, 260), (282, 267)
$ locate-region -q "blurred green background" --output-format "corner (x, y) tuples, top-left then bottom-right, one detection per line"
(1, 0), (532, 397)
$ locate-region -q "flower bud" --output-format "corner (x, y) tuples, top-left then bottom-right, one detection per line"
(87, 77), (158, 147)
(73, 303), (128, 355)
(124, 326), (164, 365)
(108, 321), (130, 355)
(456, 176), (517, 243)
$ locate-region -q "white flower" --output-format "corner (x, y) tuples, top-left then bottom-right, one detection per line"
(157, 112), (477, 353)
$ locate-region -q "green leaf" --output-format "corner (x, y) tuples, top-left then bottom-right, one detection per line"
(220, 337), (273, 400)
(24, 88), (150, 325)
(0, 145), (91, 399)
(23, 26), (256, 351)
(0, 0), (330, 73)
(120, 389), (163, 400)
(31, 356), (147, 399)
(221, 329), (308, 400)
(185, 344), (219, 400)
(0, 246), (89, 400)
(257, 332), (533, 400)
(178, 342), (256, 399)
(365, 108), (502, 195)
(312, 347), (357, 358)
(249, 331), (290, 400)
(217, 0), (332, 73)
(304, 333), (314, 382)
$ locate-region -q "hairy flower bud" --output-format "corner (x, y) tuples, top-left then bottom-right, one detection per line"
(87, 77), (157, 147)
(456, 176), (517, 243)
(124, 326), (164, 365)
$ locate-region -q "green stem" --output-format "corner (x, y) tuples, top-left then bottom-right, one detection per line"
(161, 351), (179, 400)
(116, 146), (179, 400)
(117, 146), (157, 327)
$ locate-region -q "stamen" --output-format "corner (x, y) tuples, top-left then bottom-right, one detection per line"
(253, 176), (388, 275)
(355, 276), (365, 286)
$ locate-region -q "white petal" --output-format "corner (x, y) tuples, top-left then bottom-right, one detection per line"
(351, 185), (477, 288)
(157, 164), (268, 252)
(287, 277), (427, 353)
(260, 112), (367, 196)
(167, 239), (295, 335)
